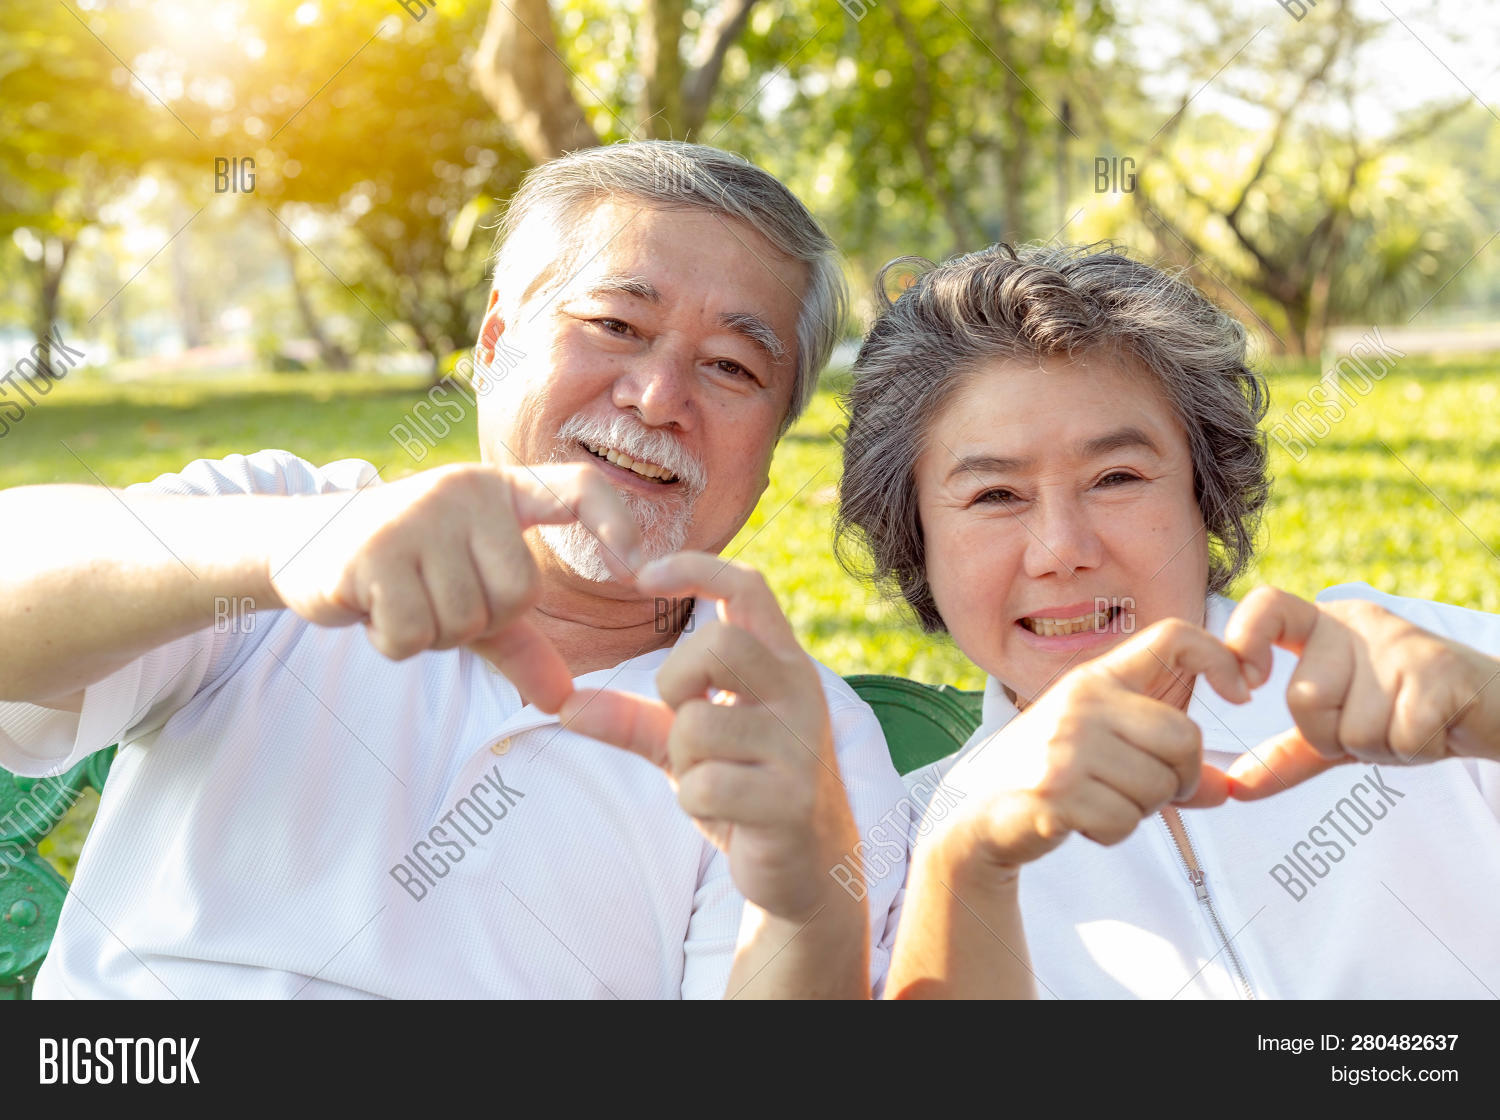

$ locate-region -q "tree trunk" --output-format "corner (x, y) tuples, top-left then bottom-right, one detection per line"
(681, 0), (759, 137)
(993, 7), (1028, 242)
(169, 204), (206, 350)
(889, 4), (980, 251)
(34, 236), (73, 377)
(472, 0), (602, 164)
(641, 0), (686, 138)
(272, 228), (352, 371)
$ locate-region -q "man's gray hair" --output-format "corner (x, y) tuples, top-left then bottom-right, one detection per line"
(491, 140), (847, 432)
(835, 242), (1271, 633)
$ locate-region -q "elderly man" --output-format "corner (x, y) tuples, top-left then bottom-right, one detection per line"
(0, 141), (906, 999)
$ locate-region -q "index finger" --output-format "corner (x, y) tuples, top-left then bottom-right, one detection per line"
(634, 552), (800, 656)
(1226, 728), (1348, 800)
(1096, 619), (1251, 705)
(557, 687), (674, 770)
(1223, 586), (1321, 688)
(506, 464), (644, 580)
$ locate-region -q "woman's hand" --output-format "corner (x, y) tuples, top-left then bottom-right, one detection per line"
(889, 619), (1249, 998)
(1224, 586), (1500, 798)
(931, 618), (1250, 873)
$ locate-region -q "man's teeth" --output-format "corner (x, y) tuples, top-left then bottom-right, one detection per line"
(1021, 608), (1113, 637)
(581, 440), (677, 482)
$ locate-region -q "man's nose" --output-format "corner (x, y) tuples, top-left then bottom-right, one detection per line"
(1020, 494), (1104, 580)
(612, 346), (694, 429)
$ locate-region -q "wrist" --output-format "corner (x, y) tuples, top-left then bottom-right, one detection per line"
(922, 808), (1023, 891)
(750, 881), (868, 959)
(1453, 653), (1500, 761)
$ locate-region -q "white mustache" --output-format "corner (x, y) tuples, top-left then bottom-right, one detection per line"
(554, 413), (707, 497)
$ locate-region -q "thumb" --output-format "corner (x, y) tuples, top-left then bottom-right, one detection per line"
(558, 687), (675, 770)
(466, 619), (574, 714)
(1226, 729), (1349, 800)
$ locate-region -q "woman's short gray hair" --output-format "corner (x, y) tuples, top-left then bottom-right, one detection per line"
(835, 242), (1271, 632)
(491, 140), (847, 432)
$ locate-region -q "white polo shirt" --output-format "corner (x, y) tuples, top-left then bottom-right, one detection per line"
(906, 585), (1500, 999)
(0, 450), (908, 999)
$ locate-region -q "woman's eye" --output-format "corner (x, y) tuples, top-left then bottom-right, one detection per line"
(1097, 471), (1141, 487)
(973, 488), (1019, 506)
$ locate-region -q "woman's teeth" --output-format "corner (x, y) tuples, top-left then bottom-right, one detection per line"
(1021, 607), (1114, 637)
(581, 440), (677, 482)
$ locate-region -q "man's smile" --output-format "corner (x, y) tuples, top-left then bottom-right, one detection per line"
(578, 438), (679, 484)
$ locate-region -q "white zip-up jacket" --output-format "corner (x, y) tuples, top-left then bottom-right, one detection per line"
(905, 584), (1500, 999)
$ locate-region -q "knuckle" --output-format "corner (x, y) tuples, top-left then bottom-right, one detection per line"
(1243, 584), (1284, 612)
(1033, 804), (1071, 842)
(1149, 617), (1191, 648)
(503, 559), (541, 606)
(373, 624), (431, 662)
(786, 780), (816, 823)
(1420, 644), (1465, 682)
(451, 604), (491, 643)
(683, 765), (735, 812)
(1039, 738), (1084, 791)
(1343, 728), (1385, 757)
(1053, 674), (1099, 711)
(1167, 714), (1202, 759)
(1151, 769), (1181, 808)
(1093, 820), (1137, 847)
(674, 698), (716, 744)
(1339, 599), (1390, 628)
(1288, 673), (1338, 713)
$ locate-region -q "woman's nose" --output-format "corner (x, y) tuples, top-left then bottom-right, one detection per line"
(1020, 496), (1105, 579)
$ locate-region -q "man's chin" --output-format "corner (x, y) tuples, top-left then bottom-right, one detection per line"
(536, 523), (622, 584)
(536, 513), (691, 585)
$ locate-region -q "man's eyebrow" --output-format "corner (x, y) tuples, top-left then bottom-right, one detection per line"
(943, 426), (1162, 484)
(564, 276), (787, 363)
(576, 274), (661, 302)
(719, 312), (789, 363)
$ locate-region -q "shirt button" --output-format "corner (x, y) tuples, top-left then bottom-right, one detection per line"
(489, 737), (512, 756)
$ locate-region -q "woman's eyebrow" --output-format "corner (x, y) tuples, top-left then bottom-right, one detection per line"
(945, 453), (1028, 483)
(1080, 425), (1160, 458)
(943, 426), (1161, 484)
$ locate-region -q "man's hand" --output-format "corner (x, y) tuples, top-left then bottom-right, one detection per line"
(267, 462), (642, 712)
(1224, 586), (1500, 799)
(558, 552), (861, 925)
(934, 619), (1250, 872)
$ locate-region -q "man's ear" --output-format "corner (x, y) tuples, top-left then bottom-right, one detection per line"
(478, 288), (504, 362)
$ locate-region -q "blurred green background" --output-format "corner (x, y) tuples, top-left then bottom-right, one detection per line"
(19, 352), (1500, 877)
(3, 0), (1499, 874)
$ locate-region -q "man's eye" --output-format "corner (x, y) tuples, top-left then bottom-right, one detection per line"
(714, 358), (756, 381)
(593, 318), (633, 335)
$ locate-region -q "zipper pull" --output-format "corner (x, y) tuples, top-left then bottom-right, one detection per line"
(1187, 868), (1209, 901)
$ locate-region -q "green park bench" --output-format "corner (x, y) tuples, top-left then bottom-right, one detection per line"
(0, 674), (981, 999)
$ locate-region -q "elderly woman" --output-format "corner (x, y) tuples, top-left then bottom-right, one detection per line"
(837, 243), (1500, 998)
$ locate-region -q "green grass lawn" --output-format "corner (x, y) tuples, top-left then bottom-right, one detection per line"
(7, 354), (1498, 875)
